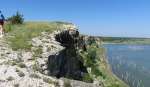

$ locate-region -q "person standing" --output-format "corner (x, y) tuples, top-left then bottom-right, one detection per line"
(0, 10), (5, 37)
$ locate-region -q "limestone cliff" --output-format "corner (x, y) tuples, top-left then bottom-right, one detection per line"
(0, 23), (101, 87)
(0, 22), (128, 87)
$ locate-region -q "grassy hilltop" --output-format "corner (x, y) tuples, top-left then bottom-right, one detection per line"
(4, 22), (67, 50)
(2, 22), (129, 87)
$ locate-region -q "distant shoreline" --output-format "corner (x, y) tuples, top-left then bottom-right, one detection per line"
(102, 42), (150, 45)
(100, 36), (150, 45)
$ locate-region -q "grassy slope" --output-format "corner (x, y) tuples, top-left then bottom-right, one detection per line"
(101, 37), (150, 44)
(4, 22), (128, 87)
(80, 43), (129, 87)
(4, 22), (65, 50)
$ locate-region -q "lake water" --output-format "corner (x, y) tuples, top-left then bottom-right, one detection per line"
(104, 44), (150, 87)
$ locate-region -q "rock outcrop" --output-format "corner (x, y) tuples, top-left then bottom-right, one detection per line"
(55, 29), (79, 48)
(0, 24), (100, 87)
(48, 29), (87, 80)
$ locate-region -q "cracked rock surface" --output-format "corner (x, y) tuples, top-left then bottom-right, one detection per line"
(0, 28), (100, 87)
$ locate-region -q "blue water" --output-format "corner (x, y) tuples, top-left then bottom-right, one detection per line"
(104, 44), (150, 87)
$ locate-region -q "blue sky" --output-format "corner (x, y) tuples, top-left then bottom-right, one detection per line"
(1, 0), (150, 37)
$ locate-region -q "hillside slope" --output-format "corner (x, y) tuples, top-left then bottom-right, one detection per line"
(0, 22), (128, 87)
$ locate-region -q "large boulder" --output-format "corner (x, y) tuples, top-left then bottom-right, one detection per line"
(48, 29), (88, 80)
(48, 48), (87, 80)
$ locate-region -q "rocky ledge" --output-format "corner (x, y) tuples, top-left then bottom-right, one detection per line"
(0, 25), (101, 87)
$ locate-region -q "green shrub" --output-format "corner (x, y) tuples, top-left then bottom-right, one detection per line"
(14, 84), (19, 87)
(7, 76), (14, 81)
(7, 11), (24, 24)
(34, 47), (43, 56)
(63, 79), (72, 87)
(43, 77), (53, 84)
(29, 73), (41, 79)
(4, 23), (12, 33)
(18, 63), (26, 68)
(82, 73), (93, 83)
(108, 83), (120, 87)
(32, 62), (41, 72)
(43, 77), (59, 86)
(80, 44), (106, 80)
(17, 71), (25, 77)
(91, 66), (105, 79)
(15, 68), (25, 77)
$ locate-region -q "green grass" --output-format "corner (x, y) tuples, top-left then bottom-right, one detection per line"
(82, 73), (93, 83)
(7, 76), (14, 81)
(17, 62), (26, 68)
(63, 79), (72, 87)
(80, 44), (129, 87)
(29, 73), (41, 79)
(4, 22), (66, 50)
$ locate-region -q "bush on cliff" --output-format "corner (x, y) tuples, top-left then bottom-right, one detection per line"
(80, 44), (106, 79)
(7, 11), (24, 24)
(80, 42), (128, 87)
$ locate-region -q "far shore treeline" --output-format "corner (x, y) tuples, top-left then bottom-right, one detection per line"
(101, 36), (150, 44)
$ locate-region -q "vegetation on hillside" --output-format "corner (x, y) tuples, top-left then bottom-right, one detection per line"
(3, 19), (129, 86)
(101, 37), (150, 44)
(4, 22), (67, 50)
(7, 11), (24, 24)
(80, 43), (129, 87)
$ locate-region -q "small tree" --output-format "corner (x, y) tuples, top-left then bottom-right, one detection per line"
(7, 11), (24, 24)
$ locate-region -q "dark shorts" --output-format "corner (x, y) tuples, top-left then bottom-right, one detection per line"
(0, 20), (4, 26)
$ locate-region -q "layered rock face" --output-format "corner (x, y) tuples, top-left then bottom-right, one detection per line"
(0, 24), (100, 87)
(48, 29), (88, 80)
(55, 29), (79, 48)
